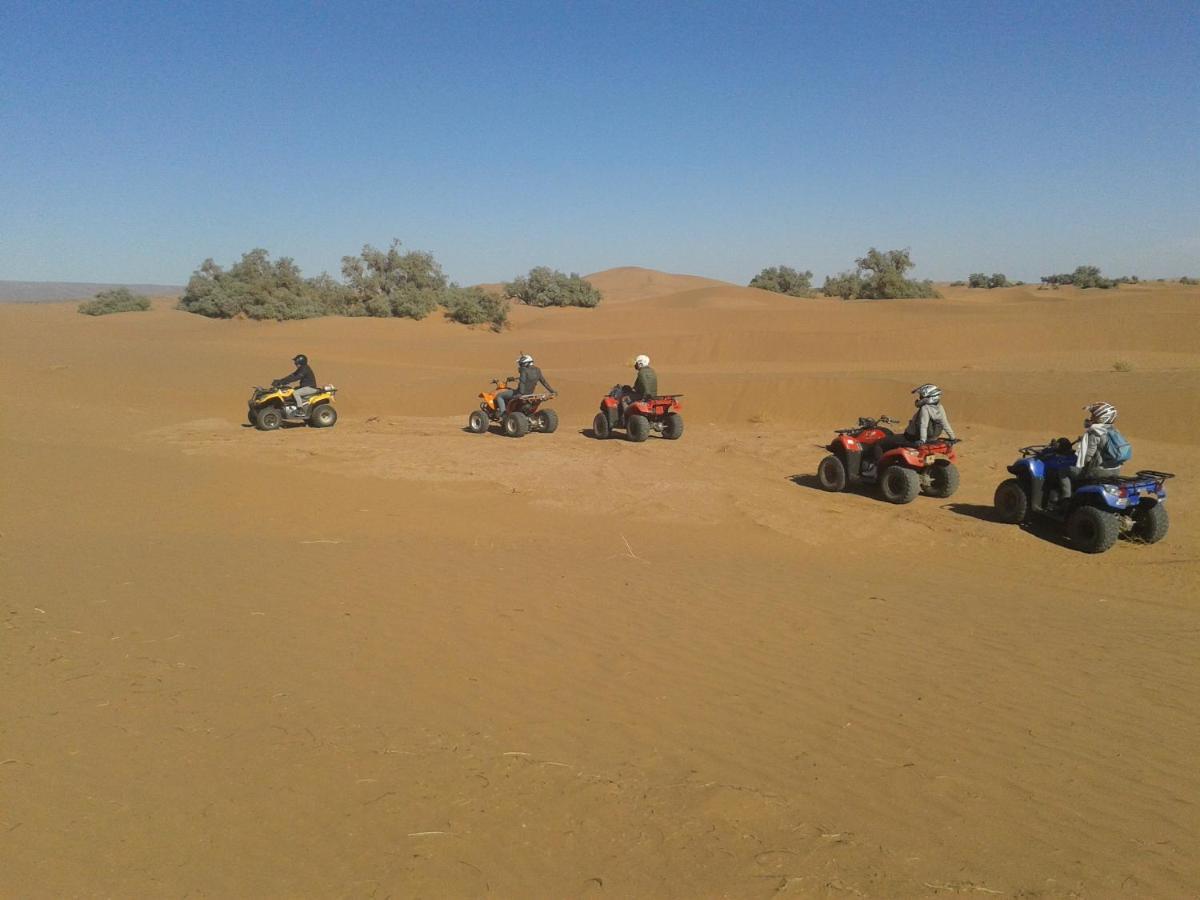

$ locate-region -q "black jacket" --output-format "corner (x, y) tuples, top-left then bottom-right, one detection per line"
(514, 365), (554, 395)
(276, 363), (316, 390)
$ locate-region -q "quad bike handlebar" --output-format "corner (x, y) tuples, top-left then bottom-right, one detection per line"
(836, 415), (898, 434)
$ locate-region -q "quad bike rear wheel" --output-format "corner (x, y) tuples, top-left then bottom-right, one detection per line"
(993, 478), (1030, 524)
(879, 465), (920, 504)
(255, 406), (283, 431)
(817, 455), (848, 492)
(662, 412), (684, 440)
(924, 462), (960, 498)
(627, 414), (650, 443)
(1129, 502), (1169, 544)
(467, 409), (490, 434)
(593, 412), (611, 439)
(536, 409), (559, 433)
(1066, 505), (1120, 554)
(308, 403), (337, 428)
(502, 411), (531, 438)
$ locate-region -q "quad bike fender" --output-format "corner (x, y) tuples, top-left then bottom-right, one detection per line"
(831, 433), (864, 453)
(882, 446), (924, 468)
(1009, 457), (1044, 479)
(1074, 483), (1134, 511)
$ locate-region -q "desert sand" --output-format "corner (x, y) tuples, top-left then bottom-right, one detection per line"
(2, 271), (1198, 898)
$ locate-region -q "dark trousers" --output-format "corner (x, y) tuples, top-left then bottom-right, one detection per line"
(871, 433), (915, 464)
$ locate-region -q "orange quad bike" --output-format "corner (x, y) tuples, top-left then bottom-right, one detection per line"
(592, 385), (684, 442)
(816, 415), (961, 504)
(467, 377), (559, 438)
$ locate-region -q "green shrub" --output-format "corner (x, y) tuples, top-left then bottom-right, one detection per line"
(967, 273), (988, 288)
(988, 273), (1009, 288)
(443, 286), (509, 330)
(178, 249), (346, 320)
(1041, 265), (1118, 289)
(504, 266), (601, 308)
(822, 248), (940, 300)
(78, 287), (151, 316)
(1179, 276), (1198, 285)
(749, 266), (815, 297)
(950, 280), (967, 287)
(341, 240), (447, 320)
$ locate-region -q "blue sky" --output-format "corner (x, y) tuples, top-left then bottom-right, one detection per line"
(1, 0), (1197, 285)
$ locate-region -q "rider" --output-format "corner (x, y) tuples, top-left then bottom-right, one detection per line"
(619, 354), (657, 418)
(495, 353), (556, 416)
(865, 383), (956, 473)
(1032, 401), (1122, 511)
(273, 354), (318, 411)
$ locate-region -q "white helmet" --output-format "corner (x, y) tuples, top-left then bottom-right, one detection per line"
(1084, 401), (1117, 425)
(517, 353), (534, 368)
(912, 383), (942, 406)
(634, 354), (650, 369)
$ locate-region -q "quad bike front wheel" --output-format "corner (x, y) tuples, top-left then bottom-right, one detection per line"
(502, 411), (531, 438)
(924, 462), (960, 499)
(1129, 502), (1169, 544)
(993, 479), (1030, 524)
(593, 412), (611, 439)
(817, 455), (848, 492)
(627, 414), (650, 443)
(255, 406), (283, 431)
(308, 403), (337, 428)
(662, 412), (684, 440)
(1066, 505), (1120, 554)
(879, 465), (920, 504)
(535, 409), (559, 433)
(467, 409), (490, 434)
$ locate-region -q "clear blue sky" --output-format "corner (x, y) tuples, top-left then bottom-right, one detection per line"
(2, 0), (1197, 285)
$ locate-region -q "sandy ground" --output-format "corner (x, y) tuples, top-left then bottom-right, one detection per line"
(2, 272), (1198, 898)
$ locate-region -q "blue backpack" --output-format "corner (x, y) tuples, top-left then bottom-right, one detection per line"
(1100, 427), (1133, 466)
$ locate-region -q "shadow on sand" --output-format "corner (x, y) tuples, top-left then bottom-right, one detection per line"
(944, 502), (1072, 549)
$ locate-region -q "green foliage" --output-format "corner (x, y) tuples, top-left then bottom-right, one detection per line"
(443, 286), (510, 330)
(1179, 276), (1199, 285)
(967, 272), (1008, 289)
(1041, 265), (1118, 289)
(988, 273), (1008, 288)
(78, 287), (151, 316)
(749, 265), (815, 297)
(341, 240), (448, 319)
(967, 273), (988, 288)
(822, 248), (940, 300)
(504, 266), (601, 308)
(178, 249), (344, 320)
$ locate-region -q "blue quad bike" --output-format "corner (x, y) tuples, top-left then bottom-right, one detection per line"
(993, 440), (1173, 553)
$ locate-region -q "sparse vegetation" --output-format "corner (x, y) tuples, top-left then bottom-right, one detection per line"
(1179, 276), (1198, 285)
(504, 266), (601, 308)
(443, 286), (510, 330)
(78, 287), (151, 316)
(1112, 360), (1133, 373)
(822, 248), (940, 300)
(1041, 265), (1118, 289)
(340, 241), (448, 319)
(178, 249), (344, 320)
(749, 266), (815, 297)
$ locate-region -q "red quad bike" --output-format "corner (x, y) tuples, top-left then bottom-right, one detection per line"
(817, 415), (961, 504)
(593, 385), (684, 442)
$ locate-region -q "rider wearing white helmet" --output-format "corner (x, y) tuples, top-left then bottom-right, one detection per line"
(632, 354), (657, 399)
(494, 352), (556, 416)
(866, 383), (956, 471)
(1033, 401), (1124, 511)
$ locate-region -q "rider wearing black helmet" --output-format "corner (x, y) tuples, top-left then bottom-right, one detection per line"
(273, 354), (318, 410)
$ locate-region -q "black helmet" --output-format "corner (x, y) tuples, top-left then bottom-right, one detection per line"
(293, 354), (308, 366)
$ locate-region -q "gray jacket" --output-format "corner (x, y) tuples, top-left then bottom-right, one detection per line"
(906, 404), (956, 442)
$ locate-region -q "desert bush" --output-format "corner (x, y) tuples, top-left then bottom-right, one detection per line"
(967, 273), (988, 288)
(822, 248), (940, 300)
(950, 280), (967, 287)
(178, 250), (344, 320)
(967, 272), (1008, 289)
(443, 286), (509, 330)
(1178, 276), (1198, 285)
(988, 273), (1009, 288)
(78, 287), (151, 316)
(749, 265), (815, 297)
(504, 266), (601, 308)
(341, 240), (448, 319)
(1112, 360), (1133, 373)
(1041, 265), (1118, 289)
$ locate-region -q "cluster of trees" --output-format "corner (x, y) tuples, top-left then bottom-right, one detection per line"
(177, 242), (604, 330)
(821, 248), (939, 300)
(966, 272), (1010, 289)
(748, 266), (814, 297)
(749, 250), (938, 301)
(78, 287), (151, 316)
(1180, 276), (1198, 285)
(1040, 265), (1121, 289)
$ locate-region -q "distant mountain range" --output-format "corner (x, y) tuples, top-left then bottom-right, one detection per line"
(0, 281), (184, 302)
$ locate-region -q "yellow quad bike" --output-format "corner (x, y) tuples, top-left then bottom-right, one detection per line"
(248, 384), (338, 431)
(467, 377), (558, 437)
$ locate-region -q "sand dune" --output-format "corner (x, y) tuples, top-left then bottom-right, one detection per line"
(3, 271), (1198, 897)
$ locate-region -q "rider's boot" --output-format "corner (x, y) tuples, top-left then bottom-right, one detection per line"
(1030, 475), (1045, 512)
